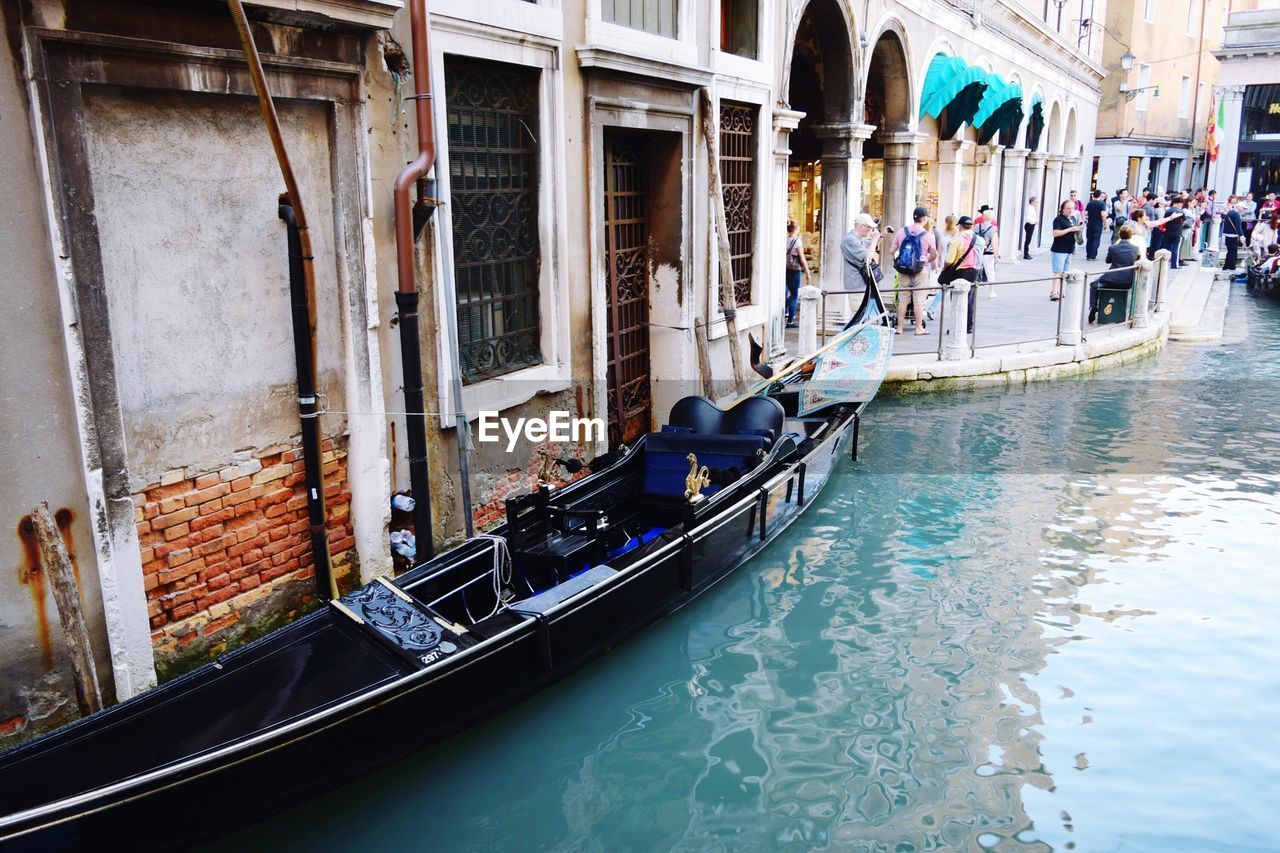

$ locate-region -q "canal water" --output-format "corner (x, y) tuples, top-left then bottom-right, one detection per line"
(219, 286), (1280, 852)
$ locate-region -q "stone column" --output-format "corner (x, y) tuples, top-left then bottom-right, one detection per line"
(1058, 269), (1085, 347)
(975, 143), (1003, 213)
(879, 131), (927, 233)
(812, 122), (876, 313)
(942, 280), (972, 360)
(1210, 85), (1246, 196)
(1025, 152), (1047, 249)
(1044, 155), (1065, 249)
(1132, 258), (1153, 329)
(1062, 156), (1082, 199)
(1000, 148), (1029, 260)
(936, 138), (975, 223)
(770, 108), (805, 357)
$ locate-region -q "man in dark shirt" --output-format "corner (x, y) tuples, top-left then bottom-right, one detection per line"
(1164, 196), (1188, 269)
(1223, 202), (1245, 270)
(1091, 224), (1141, 323)
(1084, 190), (1108, 260)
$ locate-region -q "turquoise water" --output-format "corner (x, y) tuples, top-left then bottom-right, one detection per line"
(223, 286), (1280, 852)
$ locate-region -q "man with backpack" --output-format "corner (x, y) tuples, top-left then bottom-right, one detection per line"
(891, 206), (939, 336)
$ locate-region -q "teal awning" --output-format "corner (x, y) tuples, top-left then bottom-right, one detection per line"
(973, 79), (1020, 128)
(918, 54), (990, 120)
(976, 81), (1023, 144)
(1026, 96), (1045, 151)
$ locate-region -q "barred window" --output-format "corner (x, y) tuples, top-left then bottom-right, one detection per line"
(602, 0), (678, 38)
(445, 58), (542, 383)
(719, 101), (756, 307)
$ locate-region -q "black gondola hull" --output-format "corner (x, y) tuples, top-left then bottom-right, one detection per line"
(0, 407), (860, 852)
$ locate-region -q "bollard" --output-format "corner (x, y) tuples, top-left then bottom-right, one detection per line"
(1208, 217), (1221, 253)
(797, 284), (821, 355)
(1152, 248), (1171, 315)
(942, 279), (972, 360)
(1058, 270), (1085, 346)
(1132, 259), (1152, 329)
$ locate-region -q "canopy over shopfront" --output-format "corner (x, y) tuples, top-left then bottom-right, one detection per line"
(920, 54), (1025, 145)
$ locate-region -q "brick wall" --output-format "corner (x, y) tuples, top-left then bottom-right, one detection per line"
(135, 437), (356, 679)
(469, 443), (589, 532)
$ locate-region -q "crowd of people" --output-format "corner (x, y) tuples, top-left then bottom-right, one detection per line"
(781, 186), (1280, 336)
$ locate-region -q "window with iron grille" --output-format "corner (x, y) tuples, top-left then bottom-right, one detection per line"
(445, 58), (542, 383)
(719, 101), (756, 307)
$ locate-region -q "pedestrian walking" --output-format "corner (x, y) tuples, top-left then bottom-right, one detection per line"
(1018, 197), (1039, 257)
(1068, 189), (1084, 219)
(1223, 202), (1245, 270)
(938, 215), (982, 328)
(1050, 200), (1082, 300)
(891, 207), (939, 336)
(784, 220), (811, 327)
(975, 204), (1000, 298)
(1085, 190), (1108, 260)
(1111, 189), (1131, 244)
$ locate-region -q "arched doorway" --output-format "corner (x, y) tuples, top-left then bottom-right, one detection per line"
(784, 0), (856, 291)
(862, 29), (914, 228)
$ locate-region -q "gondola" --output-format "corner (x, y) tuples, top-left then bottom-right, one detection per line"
(0, 284), (891, 851)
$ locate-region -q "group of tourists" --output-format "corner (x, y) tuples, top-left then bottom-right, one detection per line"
(782, 184), (1280, 335)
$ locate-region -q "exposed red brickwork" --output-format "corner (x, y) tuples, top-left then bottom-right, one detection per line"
(469, 444), (590, 532)
(135, 438), (357, 659)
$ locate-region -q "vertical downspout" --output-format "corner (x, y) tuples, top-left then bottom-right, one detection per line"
(395, 0), (476, 550)
(227, 0), (336, 600)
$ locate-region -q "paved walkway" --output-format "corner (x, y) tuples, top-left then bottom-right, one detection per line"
(784, 247), (1201, 359)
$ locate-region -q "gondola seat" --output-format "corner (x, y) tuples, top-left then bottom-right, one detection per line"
(640, 395), (785, 499)
(666, 395), (785, 447)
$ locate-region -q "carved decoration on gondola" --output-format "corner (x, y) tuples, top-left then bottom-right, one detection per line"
(685, 453), (711, 502)
(341, 582), (443, 652)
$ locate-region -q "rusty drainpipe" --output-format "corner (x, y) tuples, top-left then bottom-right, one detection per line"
(227, 0), (337, 600)
(392, 0), (443, 558)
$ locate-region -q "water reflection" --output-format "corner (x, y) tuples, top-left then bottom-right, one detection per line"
(219, 290), (1280, 851)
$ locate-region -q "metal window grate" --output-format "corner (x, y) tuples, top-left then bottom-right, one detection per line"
(445, 59), (542, 383)
(719, 101), (755, 307)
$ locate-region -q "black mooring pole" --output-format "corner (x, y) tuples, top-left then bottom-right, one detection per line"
(280, 202), (336, 600)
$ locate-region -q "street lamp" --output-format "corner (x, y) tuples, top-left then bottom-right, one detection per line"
(1120, 49), (1134, 72)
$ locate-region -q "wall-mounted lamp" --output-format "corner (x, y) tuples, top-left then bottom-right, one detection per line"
(1120, 49), (1135, 72)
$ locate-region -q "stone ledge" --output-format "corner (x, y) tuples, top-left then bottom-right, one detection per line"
(884, 325), (1170, 396)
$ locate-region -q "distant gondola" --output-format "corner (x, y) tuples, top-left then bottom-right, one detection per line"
(0, 285), (890, 851)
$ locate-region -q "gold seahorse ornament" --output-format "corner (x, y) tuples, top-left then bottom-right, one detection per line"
(685, 453), (711, 502)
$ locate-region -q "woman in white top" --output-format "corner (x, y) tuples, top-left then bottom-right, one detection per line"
(1022, 197), (1038, 259)
(1249, 213), (1275, 262)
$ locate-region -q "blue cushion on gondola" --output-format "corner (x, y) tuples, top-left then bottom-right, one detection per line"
(642, 432), (767, 498)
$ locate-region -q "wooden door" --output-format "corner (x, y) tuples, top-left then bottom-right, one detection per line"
(603, 133), (652, 446)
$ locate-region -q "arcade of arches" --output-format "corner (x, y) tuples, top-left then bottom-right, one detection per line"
(782, 13), (1088, 301)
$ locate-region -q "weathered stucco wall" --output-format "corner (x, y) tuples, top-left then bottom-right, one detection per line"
(0, 3), (115, 746)
(82, 89), (349, 490)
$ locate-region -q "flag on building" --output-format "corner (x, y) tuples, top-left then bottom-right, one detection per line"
(1207, 90), (1223, 163)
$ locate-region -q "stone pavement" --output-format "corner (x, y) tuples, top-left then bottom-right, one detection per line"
(784, 246), (1206, 359)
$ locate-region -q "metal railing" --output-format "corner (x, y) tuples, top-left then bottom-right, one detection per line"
(816, 256), (1162, 362)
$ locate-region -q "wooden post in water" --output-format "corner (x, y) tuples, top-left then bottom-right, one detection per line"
(694, 318), (715, 399)
(30, 501), (102, 716)
(699, 88), (748, 393)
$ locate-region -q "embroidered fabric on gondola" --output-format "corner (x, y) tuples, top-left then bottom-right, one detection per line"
(798, 324), (894, 416)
